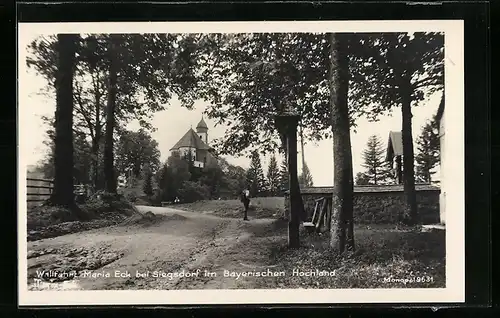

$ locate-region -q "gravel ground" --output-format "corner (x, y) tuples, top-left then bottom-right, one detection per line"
(26, 206), (445, 290)
(27, 206), (287, 290)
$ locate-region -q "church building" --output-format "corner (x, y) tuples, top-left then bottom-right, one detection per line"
(169, 117), (217, 168)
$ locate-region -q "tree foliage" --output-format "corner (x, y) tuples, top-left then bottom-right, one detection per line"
(348, 32), (444, 116)
(266, 153), (281, 196)
(348, 32), (444, 224)
(26, 33), (202, 193)
(142, 163), (154, 197)
(415, 118), (440, 183)
(279, 157), (289, 194)
(298, 162), (314, 188)
(115, 128), (161, 178)
(199, 160), (226, 199)
(156, 153), (249, 203)
(246, 150), (266, 197)
(157, 152), (191, 202)
(220, 159), (248, 197)
(361, 135), (390, 185)
(38, 125), (93, 185)
(192, 33), (337, 156)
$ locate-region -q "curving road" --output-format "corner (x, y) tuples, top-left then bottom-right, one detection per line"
(27, 205), (287, 290)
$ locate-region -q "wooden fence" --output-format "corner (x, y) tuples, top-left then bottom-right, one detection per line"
(26, 178), (53, 208)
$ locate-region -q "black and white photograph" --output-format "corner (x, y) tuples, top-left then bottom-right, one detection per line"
(18, 21), (465, 305)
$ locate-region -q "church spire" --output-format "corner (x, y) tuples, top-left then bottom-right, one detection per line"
(196, 116), (208, 131)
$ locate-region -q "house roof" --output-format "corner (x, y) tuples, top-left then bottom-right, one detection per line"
(169, 128), (212, 151)
(386, 131), (403, 162)
(196, 117), (208, 130)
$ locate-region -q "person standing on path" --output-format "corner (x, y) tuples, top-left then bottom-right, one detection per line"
(241, 189), (250, 221)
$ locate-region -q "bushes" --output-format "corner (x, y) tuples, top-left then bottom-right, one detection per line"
(177, 181), (211, 203)
(79, 191), (138, 217)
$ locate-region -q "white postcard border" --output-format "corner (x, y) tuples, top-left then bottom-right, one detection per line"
(17, 20), (465, 306)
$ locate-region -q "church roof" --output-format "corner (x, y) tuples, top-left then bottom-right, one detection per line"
(386, 131), (403, 162)
(196, 117), (208, 130)
(170, 128), (212, 151)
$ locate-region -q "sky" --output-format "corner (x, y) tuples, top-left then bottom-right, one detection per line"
(18, 28), (442, 187)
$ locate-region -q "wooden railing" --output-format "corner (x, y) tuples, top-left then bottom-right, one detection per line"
(26, 178), (53, 203)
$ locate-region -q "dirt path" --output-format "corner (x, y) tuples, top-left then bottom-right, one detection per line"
(27, 205), (288, 290)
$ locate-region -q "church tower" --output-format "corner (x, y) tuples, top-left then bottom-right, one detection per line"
(196, 116), (209, 144)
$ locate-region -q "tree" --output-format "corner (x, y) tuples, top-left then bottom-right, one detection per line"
(193, 33), (334, 156)
(266, 154), (281, 196)
(298, 123), (313, 189)
(158, 152), (192, 202)
(48, 34), (87, 218)
(415, 118), (440, 183)
(199, 160), (225, 199)
(361, 135), (387, 185)
(298, 162), (314, 188)
(142, 163), (154, 196)
(28, 35), (110, 191)
(246, 150), (266, 196)
(28, 33), (202, 194)
(328, 33), (355, 253)
(349, 32), (444, 224)
(38, 125), (93, 186)
(115, 128), (161, 178)
(103, 35), (119, 193)
(279, 157), (289, 194)
(221, 160), (248, 197)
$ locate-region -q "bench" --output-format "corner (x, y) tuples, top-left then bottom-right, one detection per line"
(303, 197), (332, 233)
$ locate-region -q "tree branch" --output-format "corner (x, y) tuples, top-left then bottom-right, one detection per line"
(413, 75), (443, 89)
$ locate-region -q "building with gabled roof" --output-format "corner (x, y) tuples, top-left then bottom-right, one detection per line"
(386, 131), (403, 184)
(169, 117), (217, 168)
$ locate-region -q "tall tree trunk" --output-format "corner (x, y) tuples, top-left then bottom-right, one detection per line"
(91, 72), (102, 191)
(401, 88), (418, 224)
(103, 37), (118, 194)
(299, 124), (306, 178)
(328, 33), (355, 253)
(287, 122), (302, 248)
(50, 34), (78, 207)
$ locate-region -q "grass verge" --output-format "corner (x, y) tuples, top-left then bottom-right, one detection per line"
(254, 224), (445, 289)
(173, 197), (285, 219)
(27, 191), (144, 241)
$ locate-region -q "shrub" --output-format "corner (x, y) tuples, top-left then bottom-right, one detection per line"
(178, 181), (211, 203)
(150, 189), (163, 206)
(79, 190), (137, 217)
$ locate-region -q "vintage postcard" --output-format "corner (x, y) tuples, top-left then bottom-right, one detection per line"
(18, 20), (464, 306)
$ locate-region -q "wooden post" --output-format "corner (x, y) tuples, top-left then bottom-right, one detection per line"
(275, 108), (302, 248)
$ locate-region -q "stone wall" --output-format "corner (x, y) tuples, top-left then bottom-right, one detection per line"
(284, 184), (440, 224)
